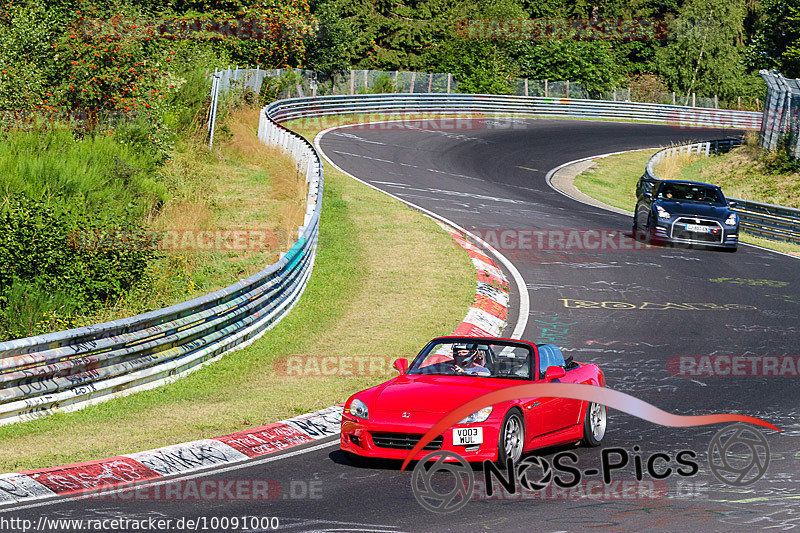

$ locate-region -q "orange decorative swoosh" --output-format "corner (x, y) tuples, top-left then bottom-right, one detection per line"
(400, 383), (780, 471)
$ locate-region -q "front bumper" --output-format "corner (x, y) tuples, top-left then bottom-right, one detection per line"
(652, 218), (738, 248)
(340, 413), (501, 462)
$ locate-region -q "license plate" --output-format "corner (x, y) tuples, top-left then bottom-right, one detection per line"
(685, 223), (710, 233)
(453, 427), (483, 446)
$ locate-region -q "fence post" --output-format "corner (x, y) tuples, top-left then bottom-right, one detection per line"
(544, 79), (548, 97)
(410, 71), (416, 93)
(672, 91), (676, 105)
(692, 92), (696, 107)
(428, 73), (433, 92)
(714, 95), (718, 108)
(524, 78), (528, 97)
(737, 96), (741, 109)
(207, 70), (217, 137)
(350, 70), (355, 95)
(447, 73), (451, 93)
(566, 80), (570, 97)
(208, 74), (221, 149)
(364, 70), (368, 92)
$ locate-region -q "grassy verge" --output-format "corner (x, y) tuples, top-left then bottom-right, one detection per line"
(0, 116), (475, 472)
(0, 107), (307, 338)
(91, 107), (308, 323)
(573, 147), (800, 256)
(654, 141), (800, 209)
(573, 149), (658, 212)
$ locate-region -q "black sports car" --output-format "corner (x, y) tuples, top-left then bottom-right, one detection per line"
(634, 178), (739, 251)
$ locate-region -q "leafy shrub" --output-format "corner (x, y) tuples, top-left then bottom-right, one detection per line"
(0, 129), (167, 221)
(0, 195), (158, 339)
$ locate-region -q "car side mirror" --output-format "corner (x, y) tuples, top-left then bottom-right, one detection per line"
(728, 200), (738, 208)
(644, 191), (653, 200)
(544, 366), (566, 381)
(393, 358), (408, 374)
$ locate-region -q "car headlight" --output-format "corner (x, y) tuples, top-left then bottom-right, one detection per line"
(458, 406), (492, 424)
(349, 398), (369, 420)
(656, 205), (671, 220)
(725, 213), (738, 226)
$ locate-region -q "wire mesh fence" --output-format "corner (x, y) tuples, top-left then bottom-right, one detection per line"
(759, 70), (800, 158)
(208, 66), (748, 104)
(207, 66), (765, 147)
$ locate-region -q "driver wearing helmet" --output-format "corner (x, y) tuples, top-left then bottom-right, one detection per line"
(452, 344), (490, 375)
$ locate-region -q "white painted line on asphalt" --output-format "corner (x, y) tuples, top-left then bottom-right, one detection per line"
(330, 150), (395, 164)
(316, 120), (529, 339)
(543, 148), (649, 216)
(363, 181), (528, 205)
(332, 131), (388, 145)
(423, 168), (483, 180)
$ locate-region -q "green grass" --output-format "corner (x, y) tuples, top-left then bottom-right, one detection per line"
(656, 144), (800, 210)
(0, 121), (476, 471)
(573, 149), (657, 212)
(0, 129), (167, 220)
(0, 108), (308, 338)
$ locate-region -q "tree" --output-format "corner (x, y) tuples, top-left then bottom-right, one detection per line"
(655, 0), (759, 100)
(746, 0), (800, 77)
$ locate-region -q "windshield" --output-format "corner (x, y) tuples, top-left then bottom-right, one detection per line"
(657, 183), (726, 206)
(408, 340), (532, 379)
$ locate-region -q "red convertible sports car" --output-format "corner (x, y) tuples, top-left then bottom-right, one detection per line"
(340, 336), (607, 465)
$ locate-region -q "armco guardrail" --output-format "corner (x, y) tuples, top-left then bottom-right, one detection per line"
(0, 91), (764, 426)
(644, 140), (800, 245)
(0, 101), (323, 426)
(264, 93), (761, 130)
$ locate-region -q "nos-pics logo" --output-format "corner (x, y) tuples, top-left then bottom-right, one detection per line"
(411, 423), (770, 513)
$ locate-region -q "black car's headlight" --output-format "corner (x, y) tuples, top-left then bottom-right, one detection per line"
(349, 398), (369, 420)
(725, 213), (738, 226)
(656, 205), (671, 220)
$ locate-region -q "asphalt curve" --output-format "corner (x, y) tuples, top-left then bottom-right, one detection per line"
(9, 118), (800, 532)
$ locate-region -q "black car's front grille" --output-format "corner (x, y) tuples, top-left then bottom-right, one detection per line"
(370, 432), (443, 450)
(671, 218), (724, 243)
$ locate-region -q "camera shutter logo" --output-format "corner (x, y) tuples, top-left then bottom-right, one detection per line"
(411, 451), (474, 513)
(516, 456), (553, 491)
(708, 423), (770, 486)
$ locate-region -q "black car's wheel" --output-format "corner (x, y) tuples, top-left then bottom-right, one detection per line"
(645, 213), (660, 244)
(633, 212), (650, 242)
(581, 402), (607, 447)
(497, 409), (525, 466)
